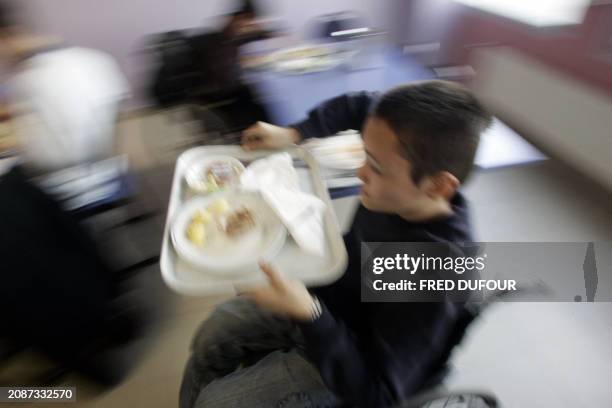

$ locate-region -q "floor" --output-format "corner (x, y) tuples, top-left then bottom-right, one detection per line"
(5, 110), (612, 407)
(450, 163), (612, 407)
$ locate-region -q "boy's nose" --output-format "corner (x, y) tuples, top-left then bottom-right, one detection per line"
(357, 165), (368, 183)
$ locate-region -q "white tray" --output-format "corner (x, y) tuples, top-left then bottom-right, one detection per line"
(160, 146), (348, 296)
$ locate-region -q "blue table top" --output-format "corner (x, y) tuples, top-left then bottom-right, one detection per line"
(246, 46), (546, 198)
(248, 47), (432, 126)
(246, 47), (432, 199)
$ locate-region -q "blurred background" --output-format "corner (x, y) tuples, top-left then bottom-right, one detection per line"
(0, 0), (611, 407)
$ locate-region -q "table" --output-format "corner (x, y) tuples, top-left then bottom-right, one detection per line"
(246, 45), (546, 198)
(246, 47), (429, 199)
(247, 47), (432, 127)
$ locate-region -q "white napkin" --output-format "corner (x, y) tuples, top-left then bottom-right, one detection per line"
(302, 130), (365, 171)
(240, 153), (326, 256)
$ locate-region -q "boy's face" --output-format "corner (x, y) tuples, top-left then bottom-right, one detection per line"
(357, 117), (433, 214)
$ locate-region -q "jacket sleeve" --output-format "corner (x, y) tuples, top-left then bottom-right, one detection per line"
(290, 91), (379, 139)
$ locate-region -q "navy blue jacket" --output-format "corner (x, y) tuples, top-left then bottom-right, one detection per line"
(292, 93), (475, 407)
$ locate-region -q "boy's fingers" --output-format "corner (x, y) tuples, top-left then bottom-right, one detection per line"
(242, 132), (261, 142)
(243, 287), (282, 310)
(242, 123), (258, 136)
(241, 130), (258, 143)
(241, 127), (267, 150)
(242, 139), (266, 151)
(259, 262), (284, 289)
(242, 122), (264, 138)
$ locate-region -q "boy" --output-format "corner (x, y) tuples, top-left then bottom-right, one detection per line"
(180, 80), (492, 407)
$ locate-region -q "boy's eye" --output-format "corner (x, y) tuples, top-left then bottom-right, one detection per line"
(368, 161), (382, 175)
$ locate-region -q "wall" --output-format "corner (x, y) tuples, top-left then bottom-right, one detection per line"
(442, 3), (612, 97)
(18, 0), (387, 108)
(388, 0), (460, 46)
(473, 47), (612, 192)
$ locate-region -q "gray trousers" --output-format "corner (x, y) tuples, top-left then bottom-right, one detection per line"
(179, 297), (340, 408)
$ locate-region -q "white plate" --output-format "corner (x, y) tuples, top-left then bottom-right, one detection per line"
(305, 133), (366, 170)
(184, 155), (245, 194)
(271, 45), (336, 60)
(270, 44), (353, 74)
(171, 191), (287, 274)
(274, 57), (337, 74)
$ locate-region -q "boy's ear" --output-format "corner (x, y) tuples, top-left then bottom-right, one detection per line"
(421, 171), (459, 200)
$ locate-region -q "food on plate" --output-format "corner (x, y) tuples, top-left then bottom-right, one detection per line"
(186, 220), (206, 247)
(208, 198), (230, 215)
(185, 156), (246, 194)
(183, 199), (258, 249)
(192, 209), (212, 224)
(271, 45), (349, 73)
(282, 46), (330, 60)
(204, 161), (242, 192)
(224, 208), (256, 238)
(241, 54), (273, 69)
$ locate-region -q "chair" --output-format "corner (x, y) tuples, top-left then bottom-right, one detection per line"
(148, 31), (201, 108)
(388, 286), (543, 407)
(0, 165), (156, 386)
(395, 389), (499, 407)
(388, 303), (499, 408)
(161, 103), (242, 149)
(395, 285), (547, 408)
(148, 31), (262, 144)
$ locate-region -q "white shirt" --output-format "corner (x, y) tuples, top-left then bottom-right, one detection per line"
(12, 46), (130, 171)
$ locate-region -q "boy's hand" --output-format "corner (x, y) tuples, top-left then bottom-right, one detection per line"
(244, 263), (315, 321)
(241, 122), (301, 151)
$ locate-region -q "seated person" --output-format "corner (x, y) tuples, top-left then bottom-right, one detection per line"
(151, 0), (274, 133)
(0, 1), (129, 174)
(179, 80), (492, 408)
(186, 0), (274, 130)
(0, 165), (144, 386)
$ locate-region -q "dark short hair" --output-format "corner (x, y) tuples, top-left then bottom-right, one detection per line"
(373, 80), (492, 184)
